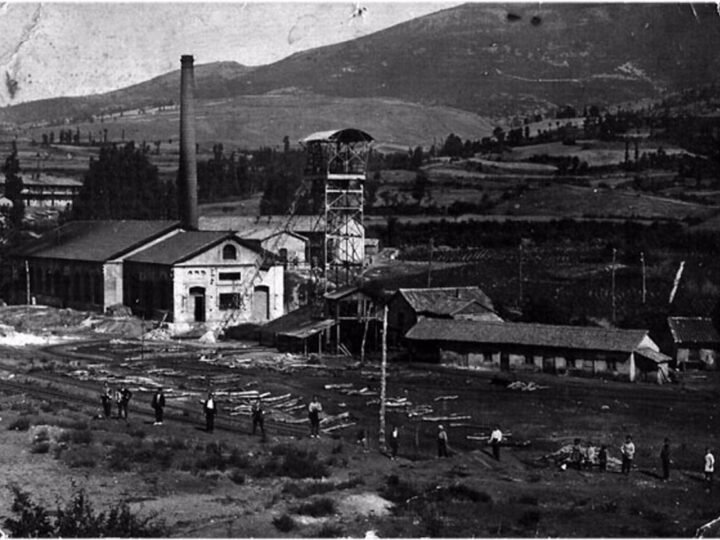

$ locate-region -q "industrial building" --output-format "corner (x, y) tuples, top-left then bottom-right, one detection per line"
(405, 318), (671, 383)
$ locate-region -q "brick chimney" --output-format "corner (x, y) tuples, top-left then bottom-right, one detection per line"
(178, 54), (198, 230)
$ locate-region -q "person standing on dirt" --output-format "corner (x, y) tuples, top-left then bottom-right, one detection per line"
(621, 435), (635, 475)
(251, 397), (265, 440)
(660, 438), (671, 481)
(599, 445), (608, 472)
(101, 382), (113, 419)
(152, 387), (166, 426)
(437, 425), (449, 458)
(389, 425), (399, 460)
(704, 447), (715, 492)
(308, 395), (322, 438)
(571, 438), (583, 470)
(203, 392), (217, 433)
(118, 386), (132, 421)
(489, 425), (503, 461)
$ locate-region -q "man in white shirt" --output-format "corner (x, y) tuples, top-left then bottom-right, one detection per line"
(489, 425), (503, 461)
(203, 392), (216, 433)
(621, 435), (636, 475)
(705, 448), (715, 492)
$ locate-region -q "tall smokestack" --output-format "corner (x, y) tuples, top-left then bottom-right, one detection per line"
(178, 54), (198, 230)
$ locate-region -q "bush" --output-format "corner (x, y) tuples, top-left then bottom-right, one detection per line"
(8, 417), (31, 431)
(441, 484), (492, 504)
(518, 509), (541, 528)
(229, 469), (245, 485)
(30, 441), (50, 454)
(294, 497), (336, 517)
(58, 428), (93, 445)
(227, 448), (250, 469)
(272, 514), (295, 533)
(317, 522), (344, 538)
(517, 494), (539, 506)
(254, 445), (328, 479)
(4, 486), (167, 537)
(380, 474), (421, 505)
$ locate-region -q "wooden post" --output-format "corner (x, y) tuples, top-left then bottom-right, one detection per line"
(641, 251), (646, 304)
(360, 301), (371, 364)
(379, 304), (388, 453)
(611, 248), (617, 324)
(426, 237), (434, 288)
(24, 260), (30, 305)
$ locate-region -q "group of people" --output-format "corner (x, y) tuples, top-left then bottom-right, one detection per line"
(100, 382), (133, 421)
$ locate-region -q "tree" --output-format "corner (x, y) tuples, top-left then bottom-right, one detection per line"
(409, 146), (424, 170)
(72, 142), (176, 220)
(3, 141), (24, 227)
(411, 171), (430, 205)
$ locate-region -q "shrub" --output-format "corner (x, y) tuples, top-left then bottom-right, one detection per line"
(441, 484), (492, 504)
(8, 417), (31, 431)
(30, 441), (50, 454)
(518, 509), (541, 528)
(255, 445), (328, 479)
(229, 469), (245, 485)
(128, 427), (146, 439)
(380, 474), (421, 505)
(294, 497), (336, 517)
(517, 494), (539, 506)
(317, 522), (344, 538)
(4, 486), (167, 537)
(66, 451), (97, 469)
(283, 480), (334, 498)
(272, 514), (295, 533)
(227, 448), (250, 469)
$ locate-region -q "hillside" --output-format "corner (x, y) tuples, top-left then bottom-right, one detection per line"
(2, 3), (719, 131)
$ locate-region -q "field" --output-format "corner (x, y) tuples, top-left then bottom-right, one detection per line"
(0, 306), (718, 537)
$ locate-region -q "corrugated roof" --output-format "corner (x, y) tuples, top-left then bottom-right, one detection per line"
(238, 227), (308, 242)
(398, 287), (494, 316)
(406, 319), (650, 353)
(668, 317), (720, 344)
(15, 220), (180, 262)
(279, 319), (335, 339)
(300, 128), (374, 144)
(126, 231), (262, 265)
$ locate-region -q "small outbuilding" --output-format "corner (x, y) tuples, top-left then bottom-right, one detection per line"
(405, 319), (670, 383)
(668, 317), (720, 370)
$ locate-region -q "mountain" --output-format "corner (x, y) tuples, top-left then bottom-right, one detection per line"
(2, 3), (719, 139)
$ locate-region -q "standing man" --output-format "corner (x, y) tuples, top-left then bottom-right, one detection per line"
(389, 425), (399, 460)
(251, 397), (265, 440)
(705, 447), (715, 492)
(118, 385), (132, 421)
(489, 425), (503, 461)
(437, 425), (449, 458)
(203, 392), (217, 433)
(621, 434), (635, 475)
(308, 395), (323, 438)
(101, 382), (113, 419)
(152, 387), (166, 426)
(660, 438), (671, 481)
(598, 445), (608, 472)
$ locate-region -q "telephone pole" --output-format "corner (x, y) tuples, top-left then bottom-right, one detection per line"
(379, 305), (388, 453)
(611, 248), (617, 324)
(640, 251), (646, 304)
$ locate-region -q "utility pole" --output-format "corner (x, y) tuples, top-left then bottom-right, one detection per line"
(640, 251), (646, 304)
(379, 304), (388, 453)
(611, 248), (617, 324)
(426, 237), (434, 288)
(24, 260), (30, 305)
(518, 242), (524, 307)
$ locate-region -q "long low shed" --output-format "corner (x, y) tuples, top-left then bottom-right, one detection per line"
(405, 318), (670, 383)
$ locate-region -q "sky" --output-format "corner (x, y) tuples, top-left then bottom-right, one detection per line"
(0, 2), (460, 105)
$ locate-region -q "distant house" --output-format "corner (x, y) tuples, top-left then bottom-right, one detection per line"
(387, 286), (500, 344)
(4, 174), (83, 209)
(405, 319), (671, 383)
(236, 227), (309, 267)
(668, 317), (720, 370)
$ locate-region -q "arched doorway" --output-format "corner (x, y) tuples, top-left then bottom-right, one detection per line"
(189, 286), (206, 322)
(252, 285), (270, 321)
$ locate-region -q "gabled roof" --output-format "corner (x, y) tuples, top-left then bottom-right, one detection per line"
(199, 215), (326, 235)
(14, 220), (180, 262)
(405, 319), (651, 354)
(126, 231), (264, 266)
(668, 317), (720, 345)
(300, 128), (374, 145)
(395, 287), (494, 316)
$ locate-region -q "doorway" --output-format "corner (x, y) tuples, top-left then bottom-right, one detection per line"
(252, 285), (270, 321)
(190, 287), (206, 322)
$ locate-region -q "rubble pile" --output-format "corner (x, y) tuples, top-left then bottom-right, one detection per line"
(543, 442), (622, 472)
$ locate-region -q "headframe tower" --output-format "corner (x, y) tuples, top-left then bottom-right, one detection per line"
(300, 128), (374, 290)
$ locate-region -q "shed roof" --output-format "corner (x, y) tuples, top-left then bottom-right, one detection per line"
(300, 128), (374, 145)
(15, 220), (180, 262)
(405, 319), (651, 353)
(199, 215), (326, 234)
(126, 231), (263, 266)
(396, 287), (494, 316)
(668, 317), (720, 345)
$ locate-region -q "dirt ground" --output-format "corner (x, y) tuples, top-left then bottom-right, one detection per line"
(0, 306), (718, 537)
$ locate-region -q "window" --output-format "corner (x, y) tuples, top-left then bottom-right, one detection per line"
(219, 293), (242, 310)
(219, 272), (241, 281)
(222, 244), (237, 260)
